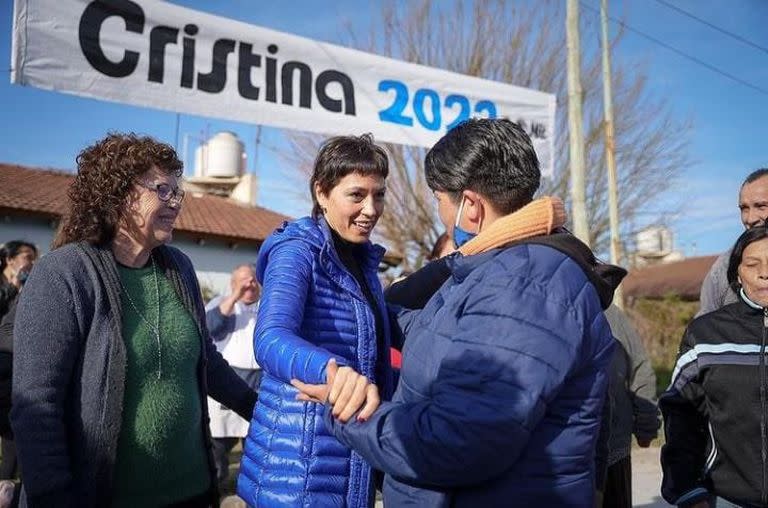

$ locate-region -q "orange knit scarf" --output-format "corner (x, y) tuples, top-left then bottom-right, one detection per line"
(457, 196), (567, 256)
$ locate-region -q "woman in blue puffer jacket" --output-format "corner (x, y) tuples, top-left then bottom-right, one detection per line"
(237, 134), (394, 507)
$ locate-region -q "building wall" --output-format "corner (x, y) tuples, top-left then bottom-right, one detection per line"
(0, 216), (59, 254)
(173, 235), (260, 299)
(0, 216), (259, 301)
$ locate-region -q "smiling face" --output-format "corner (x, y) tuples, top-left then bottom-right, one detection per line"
(739, 237), (768, 307)
(740, 176), (768, 229)
(121, 166), (182, 250)
(316, 172), (386, 243)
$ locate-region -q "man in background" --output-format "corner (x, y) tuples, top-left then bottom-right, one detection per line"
(205, 264), (262, 486)
(697, 169), (768, 316)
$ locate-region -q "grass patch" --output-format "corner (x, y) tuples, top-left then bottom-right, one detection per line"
(654, 365), (672, 397)
(626, 295), (697, 397)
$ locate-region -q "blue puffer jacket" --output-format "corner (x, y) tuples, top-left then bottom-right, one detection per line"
(237, 217), (392, 508)
(326, 241), (616, 507)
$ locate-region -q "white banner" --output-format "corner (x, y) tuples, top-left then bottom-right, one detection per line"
(12, 0), (556, 177)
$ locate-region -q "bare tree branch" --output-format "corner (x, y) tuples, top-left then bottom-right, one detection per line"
(284, 0), (692, 270)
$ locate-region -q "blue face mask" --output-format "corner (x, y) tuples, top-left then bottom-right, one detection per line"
(452, 198), (477, 249)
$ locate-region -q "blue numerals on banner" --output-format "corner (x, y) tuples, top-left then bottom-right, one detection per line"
(378, 80), (497, 131)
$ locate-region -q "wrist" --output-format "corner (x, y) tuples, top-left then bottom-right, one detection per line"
(219, 294), (239, 314)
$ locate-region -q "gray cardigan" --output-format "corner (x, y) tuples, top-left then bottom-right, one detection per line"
(11, 242), (257, 508)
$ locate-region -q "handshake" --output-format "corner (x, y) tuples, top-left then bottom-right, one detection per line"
(291, 359), (380, 423)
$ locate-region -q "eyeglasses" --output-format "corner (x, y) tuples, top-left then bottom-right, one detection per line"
(137, 181), (185, 204)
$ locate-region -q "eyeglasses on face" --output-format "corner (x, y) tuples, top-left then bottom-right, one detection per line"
(137, 181), (185, 204)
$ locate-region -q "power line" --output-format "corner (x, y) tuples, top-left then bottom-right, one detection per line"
(580, 2), (768, 97)
(653, 0), (768, 56)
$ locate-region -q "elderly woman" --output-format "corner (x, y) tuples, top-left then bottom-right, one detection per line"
(661, 224), (768, 508)
(11, 133), (257, 508)
(237, 134), (392, 508)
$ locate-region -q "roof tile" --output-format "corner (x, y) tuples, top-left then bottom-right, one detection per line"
(0, 163), (291, 243)
(622, 255), (718, 300)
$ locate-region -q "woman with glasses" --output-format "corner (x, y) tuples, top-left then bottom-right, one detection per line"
(10, 133), (257, 508)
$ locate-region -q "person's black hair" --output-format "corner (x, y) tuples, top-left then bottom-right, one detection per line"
(727, 223), (768, 291)
(428, 233), (451, 261)
(424, 118), (540, 214)
(743, 168), (768, 187)
(0, 240), (38, 272)
(309, 133), (389, 218)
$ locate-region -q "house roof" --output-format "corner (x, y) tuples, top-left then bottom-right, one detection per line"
(622, 255), (719, 301)
(0, 162), (291, 244)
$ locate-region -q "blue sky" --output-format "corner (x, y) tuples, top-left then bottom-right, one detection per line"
(1, 0), (766, 257)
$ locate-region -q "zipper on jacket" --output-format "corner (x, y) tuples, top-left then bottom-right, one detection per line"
(761, 308), (768, 505)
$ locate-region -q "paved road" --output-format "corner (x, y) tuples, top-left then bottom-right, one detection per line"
(633, 445), (671, 507)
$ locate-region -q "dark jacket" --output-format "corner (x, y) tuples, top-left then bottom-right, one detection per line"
(327, 234), (619, 507)
(11, 242), (257, 508)
(604, 305), (660, 466)
(661, 293), (768, 507)
(238, 217), (392, 508)
(0, 298), (16, 438)
(0, 275), (17, 323)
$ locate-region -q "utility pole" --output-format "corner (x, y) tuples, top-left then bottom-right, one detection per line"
(566, 0), (590, 247)
(600, 0), (623, 308)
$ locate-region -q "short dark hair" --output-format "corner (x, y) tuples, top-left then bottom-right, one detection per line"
(727, 223), (768, 292)
(310, 134), (389, 218)
(743, 168), (768, 187)
(0, 240), (38, 272)
(424, 118), (540, 214)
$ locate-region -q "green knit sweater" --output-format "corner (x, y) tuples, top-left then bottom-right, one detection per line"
(113, 264), (210, 507)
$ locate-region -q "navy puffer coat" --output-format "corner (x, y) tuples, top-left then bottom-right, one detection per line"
(327, 238), (617, 507)
(237, 217), (392, 508)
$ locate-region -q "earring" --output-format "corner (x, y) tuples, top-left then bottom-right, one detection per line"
(321, 206), (327, 214)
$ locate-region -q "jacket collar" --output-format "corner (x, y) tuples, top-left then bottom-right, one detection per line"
(445, 250), (498, 283)
(447, 196), (566, 284)
(740, 287), (765, 311)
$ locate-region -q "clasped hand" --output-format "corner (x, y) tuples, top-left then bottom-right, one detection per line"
(291, 359), (380, 423)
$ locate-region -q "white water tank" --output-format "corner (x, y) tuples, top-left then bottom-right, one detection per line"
(636, 226), (673, 257)
(194, 131), (244, 178)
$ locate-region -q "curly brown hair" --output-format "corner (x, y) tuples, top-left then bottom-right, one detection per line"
(53, 133), (183, 249)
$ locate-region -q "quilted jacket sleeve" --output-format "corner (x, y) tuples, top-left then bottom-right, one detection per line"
(326, 275), (609, 487)
(255, 240), (341, 385)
